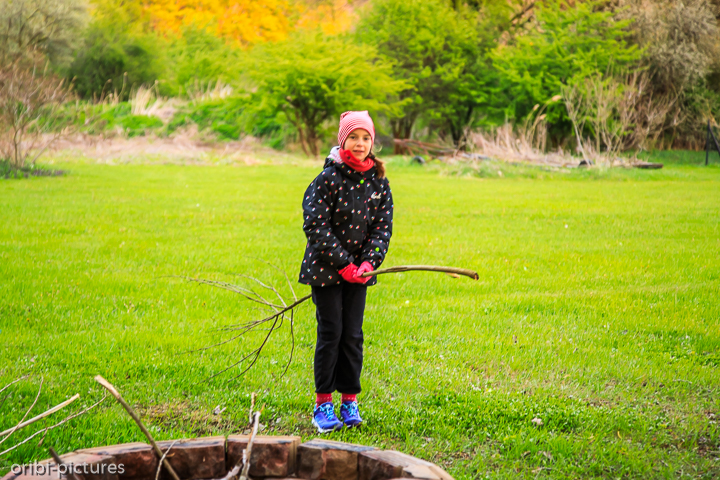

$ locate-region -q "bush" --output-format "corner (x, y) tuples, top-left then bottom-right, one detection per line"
(0, 58), (74, 170)
(488, 0), (642, 143)
(68, 28), (165, 99)
(245, 31), (406, 156)
(119, 114), (163, 137)
(621, 0), (718, 94)
(164, 27), (243, 96)
(168, 97), (247, 140)
(356, 0), (482, 148)
(167, 96), (293, 147)
(619, 0), (720, 148)
(48, 102), (164, 137)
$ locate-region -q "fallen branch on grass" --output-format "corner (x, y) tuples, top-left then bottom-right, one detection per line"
(0, 375), (30, 395)
(0, 394), (80, 437)
(94, 375), (181, 480)
(0, 377), (44, 446)
(0, 395), (107, 456)
(184, 264), (477, 381)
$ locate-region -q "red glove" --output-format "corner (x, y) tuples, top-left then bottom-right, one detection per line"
(338, 263), (361, 283)
(355, 261), (374, 284)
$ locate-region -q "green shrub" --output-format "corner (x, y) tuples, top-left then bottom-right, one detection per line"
(167, 96), (291, 147)
(488, 0), (642, 140)
(68, 28), (165, 99)
(163, 27), (243, 96)
(168, 97), (246, 140)
(119, 114), (163, 137)
(356, 0), (483, 147)
(42, 101), (164, 137)
(245, 31), (406, 156)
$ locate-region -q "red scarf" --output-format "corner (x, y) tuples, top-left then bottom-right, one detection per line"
(339, 149), (374, 172)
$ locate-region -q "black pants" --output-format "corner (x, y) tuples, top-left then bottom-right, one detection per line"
(312, 283), (367, 394)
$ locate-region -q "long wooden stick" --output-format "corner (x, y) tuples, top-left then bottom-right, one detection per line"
(360, 265), (479, 280)
(0, 394), (80, 437)
(94, 376), (180, 480)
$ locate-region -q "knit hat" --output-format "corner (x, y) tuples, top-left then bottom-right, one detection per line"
(337, 111), (375, 148)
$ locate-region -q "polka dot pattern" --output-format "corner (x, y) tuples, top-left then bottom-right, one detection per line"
(298, 157), (394, 287)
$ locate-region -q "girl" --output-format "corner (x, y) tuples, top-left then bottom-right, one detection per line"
(298, 111), (393, 432)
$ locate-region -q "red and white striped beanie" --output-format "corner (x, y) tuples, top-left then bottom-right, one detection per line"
(337, 111), (375, 148)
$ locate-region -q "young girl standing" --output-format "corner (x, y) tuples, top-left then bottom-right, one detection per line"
(298, 111), (393, 432)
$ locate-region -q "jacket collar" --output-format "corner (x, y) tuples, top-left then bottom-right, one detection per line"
(324, 147), (376, 182)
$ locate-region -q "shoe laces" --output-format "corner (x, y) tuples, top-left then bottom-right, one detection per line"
(343, 401), (359, 417)
(317, 402), (337, 420)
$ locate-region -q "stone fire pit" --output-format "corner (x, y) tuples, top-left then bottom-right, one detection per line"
(3, 436), (454, 480)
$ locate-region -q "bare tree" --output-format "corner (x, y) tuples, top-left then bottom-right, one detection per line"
(624, 72), (679, 150)
(0, 0), (88, 66)
(562, 70), (677, 164)
(562, 83), (590, 161)
(0, 56), (74, 170)
(617, 0), (718, 146)
(619, 0), (719, 94)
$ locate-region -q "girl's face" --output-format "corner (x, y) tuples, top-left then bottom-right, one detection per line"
(343, 129), (373, 161)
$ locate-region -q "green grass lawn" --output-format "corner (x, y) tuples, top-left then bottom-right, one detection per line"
(1, 155), (719, 479)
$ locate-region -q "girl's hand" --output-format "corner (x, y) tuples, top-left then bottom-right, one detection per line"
(338, 263), (361, 283)
(355, 262), (374, 284)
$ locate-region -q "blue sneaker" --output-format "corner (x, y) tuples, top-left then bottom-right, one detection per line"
(340, 401), (363, 427)
(312, 402), (343, 433)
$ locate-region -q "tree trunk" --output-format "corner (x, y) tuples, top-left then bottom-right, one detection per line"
(307, 126), (319, 157)
(391, 117), (415, 154)
(286, 108), (310, 157)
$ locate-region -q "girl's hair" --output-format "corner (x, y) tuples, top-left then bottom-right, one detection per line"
(368, 152), (385, 178)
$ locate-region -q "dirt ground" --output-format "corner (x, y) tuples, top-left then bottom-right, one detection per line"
(46, 129), (313, 166)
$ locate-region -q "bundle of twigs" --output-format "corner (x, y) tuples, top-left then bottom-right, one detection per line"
(0, 375), (106, 457)
(182, 264), (477, 382)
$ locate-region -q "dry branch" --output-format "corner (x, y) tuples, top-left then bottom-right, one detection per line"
(0, 375), (30, 395)
(189, 263), (477, 381)
(0, 393), (80, 437)
(0, 395), (107, 457)
(239, 412), (260, 480)
(94, 376), (180, 480)
(50, 447), (82, 480)
(360, 265), (479, 280)
(0, 377), (43, 446)
(223, 394), (260, 480)
(155, 440), (177, 480)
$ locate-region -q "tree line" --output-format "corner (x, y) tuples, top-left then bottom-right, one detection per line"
(2, 0), (720, 163)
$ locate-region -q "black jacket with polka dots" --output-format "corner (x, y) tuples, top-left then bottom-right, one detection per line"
(298, 155), (393, 287)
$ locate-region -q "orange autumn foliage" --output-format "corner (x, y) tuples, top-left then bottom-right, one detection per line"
(141, 0), (357, 47)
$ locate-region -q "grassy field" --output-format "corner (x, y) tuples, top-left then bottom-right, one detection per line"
(1, 151), (719, 479)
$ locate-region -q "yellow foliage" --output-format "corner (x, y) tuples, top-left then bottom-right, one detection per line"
(136, 0), (356, 47)
(143, 0), (296, 46)
(297, 0), (357, 36)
